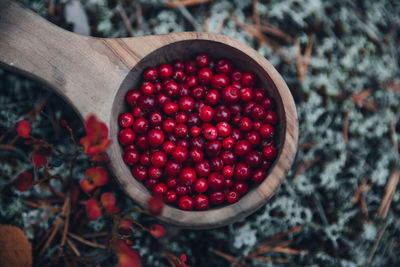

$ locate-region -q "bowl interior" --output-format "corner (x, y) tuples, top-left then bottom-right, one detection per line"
(109, 39), (286, 228)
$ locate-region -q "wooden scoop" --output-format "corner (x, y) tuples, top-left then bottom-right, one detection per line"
(0, 0), (298, 229)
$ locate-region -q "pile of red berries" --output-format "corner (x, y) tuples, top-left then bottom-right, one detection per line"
(118, 54), (278, 211)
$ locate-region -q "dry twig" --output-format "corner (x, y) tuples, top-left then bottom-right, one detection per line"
(367, 220), (388, 264)
(258, 225), (304, 247)
(165, 0), (213, 8)
(252, 0), (260, 26)
(378, 170), (400, 218)
(39, 217), (63, 256)
(24, 207), (61, 231)
(296, 34), (314, 83)
(68, 232), (107, 249)
(293, 157), (320, 179)
(118, 3), (134, 37)
(351, 89), (378, 112)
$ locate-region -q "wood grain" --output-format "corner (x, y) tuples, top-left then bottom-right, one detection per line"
(0, 0), (298, 229)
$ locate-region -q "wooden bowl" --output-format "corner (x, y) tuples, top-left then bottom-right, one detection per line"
(0, 0), (298, 229)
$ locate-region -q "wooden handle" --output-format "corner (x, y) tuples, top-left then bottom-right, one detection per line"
(0, 0), (132, 122)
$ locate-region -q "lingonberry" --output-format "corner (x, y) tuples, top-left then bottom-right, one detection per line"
(239, 117), (253, 132)
(147, 129), (165, 147)
(151, 151), (167, 168)
(205, 140), (222, 158)
(149, 166), (163, 179)
(234, 181), (248, 196)
(198, 67), (213, 85)
(131, 165), (147, 181)
(163, 102), (179, 115)
(231, 69), (242, 82)
(253, 121), (262, 131)
(195, 53), (209, 67)
(166, 177), (178, 189)
(246, 131), (261, 147)
(211, 157), (224, 171)
(240, 87), (254, 102)
(199, 105), (214, 122)
(184, 60), (197, 75)
(165, 190), (178, 203)
(231, 81), (242, 90)
(234, 140), (251, 157)
(158, 63), (173, 79)
(123, 150), (140, 165)
(243, 101), (256, 116)
(187, 113), (200, 126)
(210, 191), (225, 205)
(211, 73), (230, 89)
(222, 166), (234, 178)
(222, 85), (240, 104)
(265, 110), (278, 125)
(226, 190), (239, 203)
(141, 82), (155, 95)
(234, 163), (251, 180)
(164, 81), (179, 97)
(253, 169), (267, 183)
(262, 145), (277, 161)
(260, 124), (274, 139)
(195, 160), (211, 177)
(225, 178), (234, 188)
(178, 84), (190, 97)
(194, 178), (208, 193)
(165, 161), (181, 176)
(152, 182), (168, 195)
(140, 153), (151, 166)
(185, 75), (198, 87)
(119, 112), (134, 128)
(157, 93), (170, 106)
(132, 117), (149, 134)
(132, 106), (144, 118)
(216, 59), (233, 74)
(241, 72), (256, 87)
(172, 69), (185, 82)
(154, 82), (163, 93)
(230, 129), (242, 140)
(205, 89), (220, 105)
(216, 122), (231, 137)
(208, 172), (225, 190)
(220, 150), (236, 165)
(190, 148), (204, 162)
(195, 195), (209, 210)
(162, 119), (176, 133)
(139, 95), (156, 110)
(174, 124), (188, 138)
(191, 136), (205, 150)
(204, 126), (218, 140)
(145, 178), (157, 189)
(125, 143), (137, 151)
(179, 96), (195, 111)
(190, 126), (201, 137)
(135, 135), (149, 150)
(143, 67), (158, 82)
(251, 104), (266, 120)
(179, 196), (195, 210)
(245, 150), (263, 167)
(172, 146), (188, 162)
(191, 85), (206, 99)
(176, 185), (189, 196)
(126, 90), (141, 106)
(173, 60), (184, 70)
(149, 111), (163, 126)
(177, 139), (189, 148)
(119, 128), (136, 145)
(175, 112), (188, 124)
(222, 137), (235, 149)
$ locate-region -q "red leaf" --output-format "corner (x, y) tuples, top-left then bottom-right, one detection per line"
(79, 114), (111, 155)
(80, 179), (96, 193)
(149, 224), (165, 238)
(180, 254), (190, 267)
(16, 121), (31, 138)
(119, 219), (133, 236)
(147, 194), (164, 215)
(15, 172), (33, 192)
(90, 153), (110, 163)
(85, 167), (108, 186)
(101, 192), (116, 213)
(86, 199), (102, 220)
(31, 152), (47, 168)
(117, 239), (142, 267)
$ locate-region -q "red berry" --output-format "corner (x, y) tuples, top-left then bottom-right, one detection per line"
(173, 60), (184, 70)
(189, 148), (204, 162)
(164, 81), (179, 97)
(140, 153), (151, 166)
(172, 146), (188, 162)
(205, 89), (220, 105)
(220, 150), (236, 165)
(151, 151), (167, 168)
(262, 145), (277, 161)
(231, 81), (242, 90)
(166, 177), (178, 189)
(239, 117), (253, 132)
(165, 161), (181, 176)
(179, 196), (195, 210)
(211, 74), (230, 89)
(163, 102), (179, 115)
(231, 69), (242, 82)
(139, 95), (156, 110)
(261, 96), (275, 109)
(119, 128), (136, 145)
(141, 82), (155, 95)
(131, 165), (147, 181)
(185, 75), (198, 88)
(132, 106), (144, 117)
(126, 90), (141, 106)
(149, 111), (163, 126)
(162, 119), (176, 133)
(211, 157), (224, 171)
(172, 69), (185, 82)
(240, 87), (254, 102)
(178, 96), (195, 111)
(179, 167), (197, 185)
(191, 85), (205, 99)
(195, 160), (211, 177)
(204, 126), (218, 140)
(125, 144), (137, 151)
(176, 185), (189, 196)
(253, 169), (267, 183)
(162, 141), (176, 155)
(184, 60), (197, 75)
(208, 172), (225, 190)
(241, 72), (256, 87)
(222, 166), (234, 178)
(214, 105), (231, 122)
(135, 135), (148, 150)
(260, 124), (274, 139)
(205, 140), (222, 158)
(234, 140), (251, 157)
(149, 166), (163, 179)
(226, 190), (239, 203)
(198, 68), (213, 85)
(265, 110), (278, 125)
(222, 137), (235, 149)
(145, 178), (157, 189)
(147, 129), (165, 147)
(174, 124), (188, 138)
(158, 63), (173, 79)
(210, 191), (225, 205)
(175, 112), (188, 124)
(190, 136), (205, 150)
(144, 67), (158, 82)
(245, 150), (262, 167)
(195, 53), (209, 67)
(190, 126), (201, 137)
(251, 104), (266, 120)
(165, 190), (178, 203)
(119, 112), (134, 128)
(222, 86), (240, 104)
(153, 182), (168, 195)
(234, 163), (251, 180)
(225, 178), (234, 188)
(199, 105), (214, 122)
(216, 122), (231, 137)
(123, 150), (140, 165)
(195, 194), (209, 210)
(194, 178), (208, 193)
(234, 181), (248, 195)
(132, 117), (149, 134)
(246, 131), (261, 147)
(216, 59), (233, 74)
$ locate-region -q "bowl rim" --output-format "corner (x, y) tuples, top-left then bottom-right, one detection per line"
(108, 32), (298, 229)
